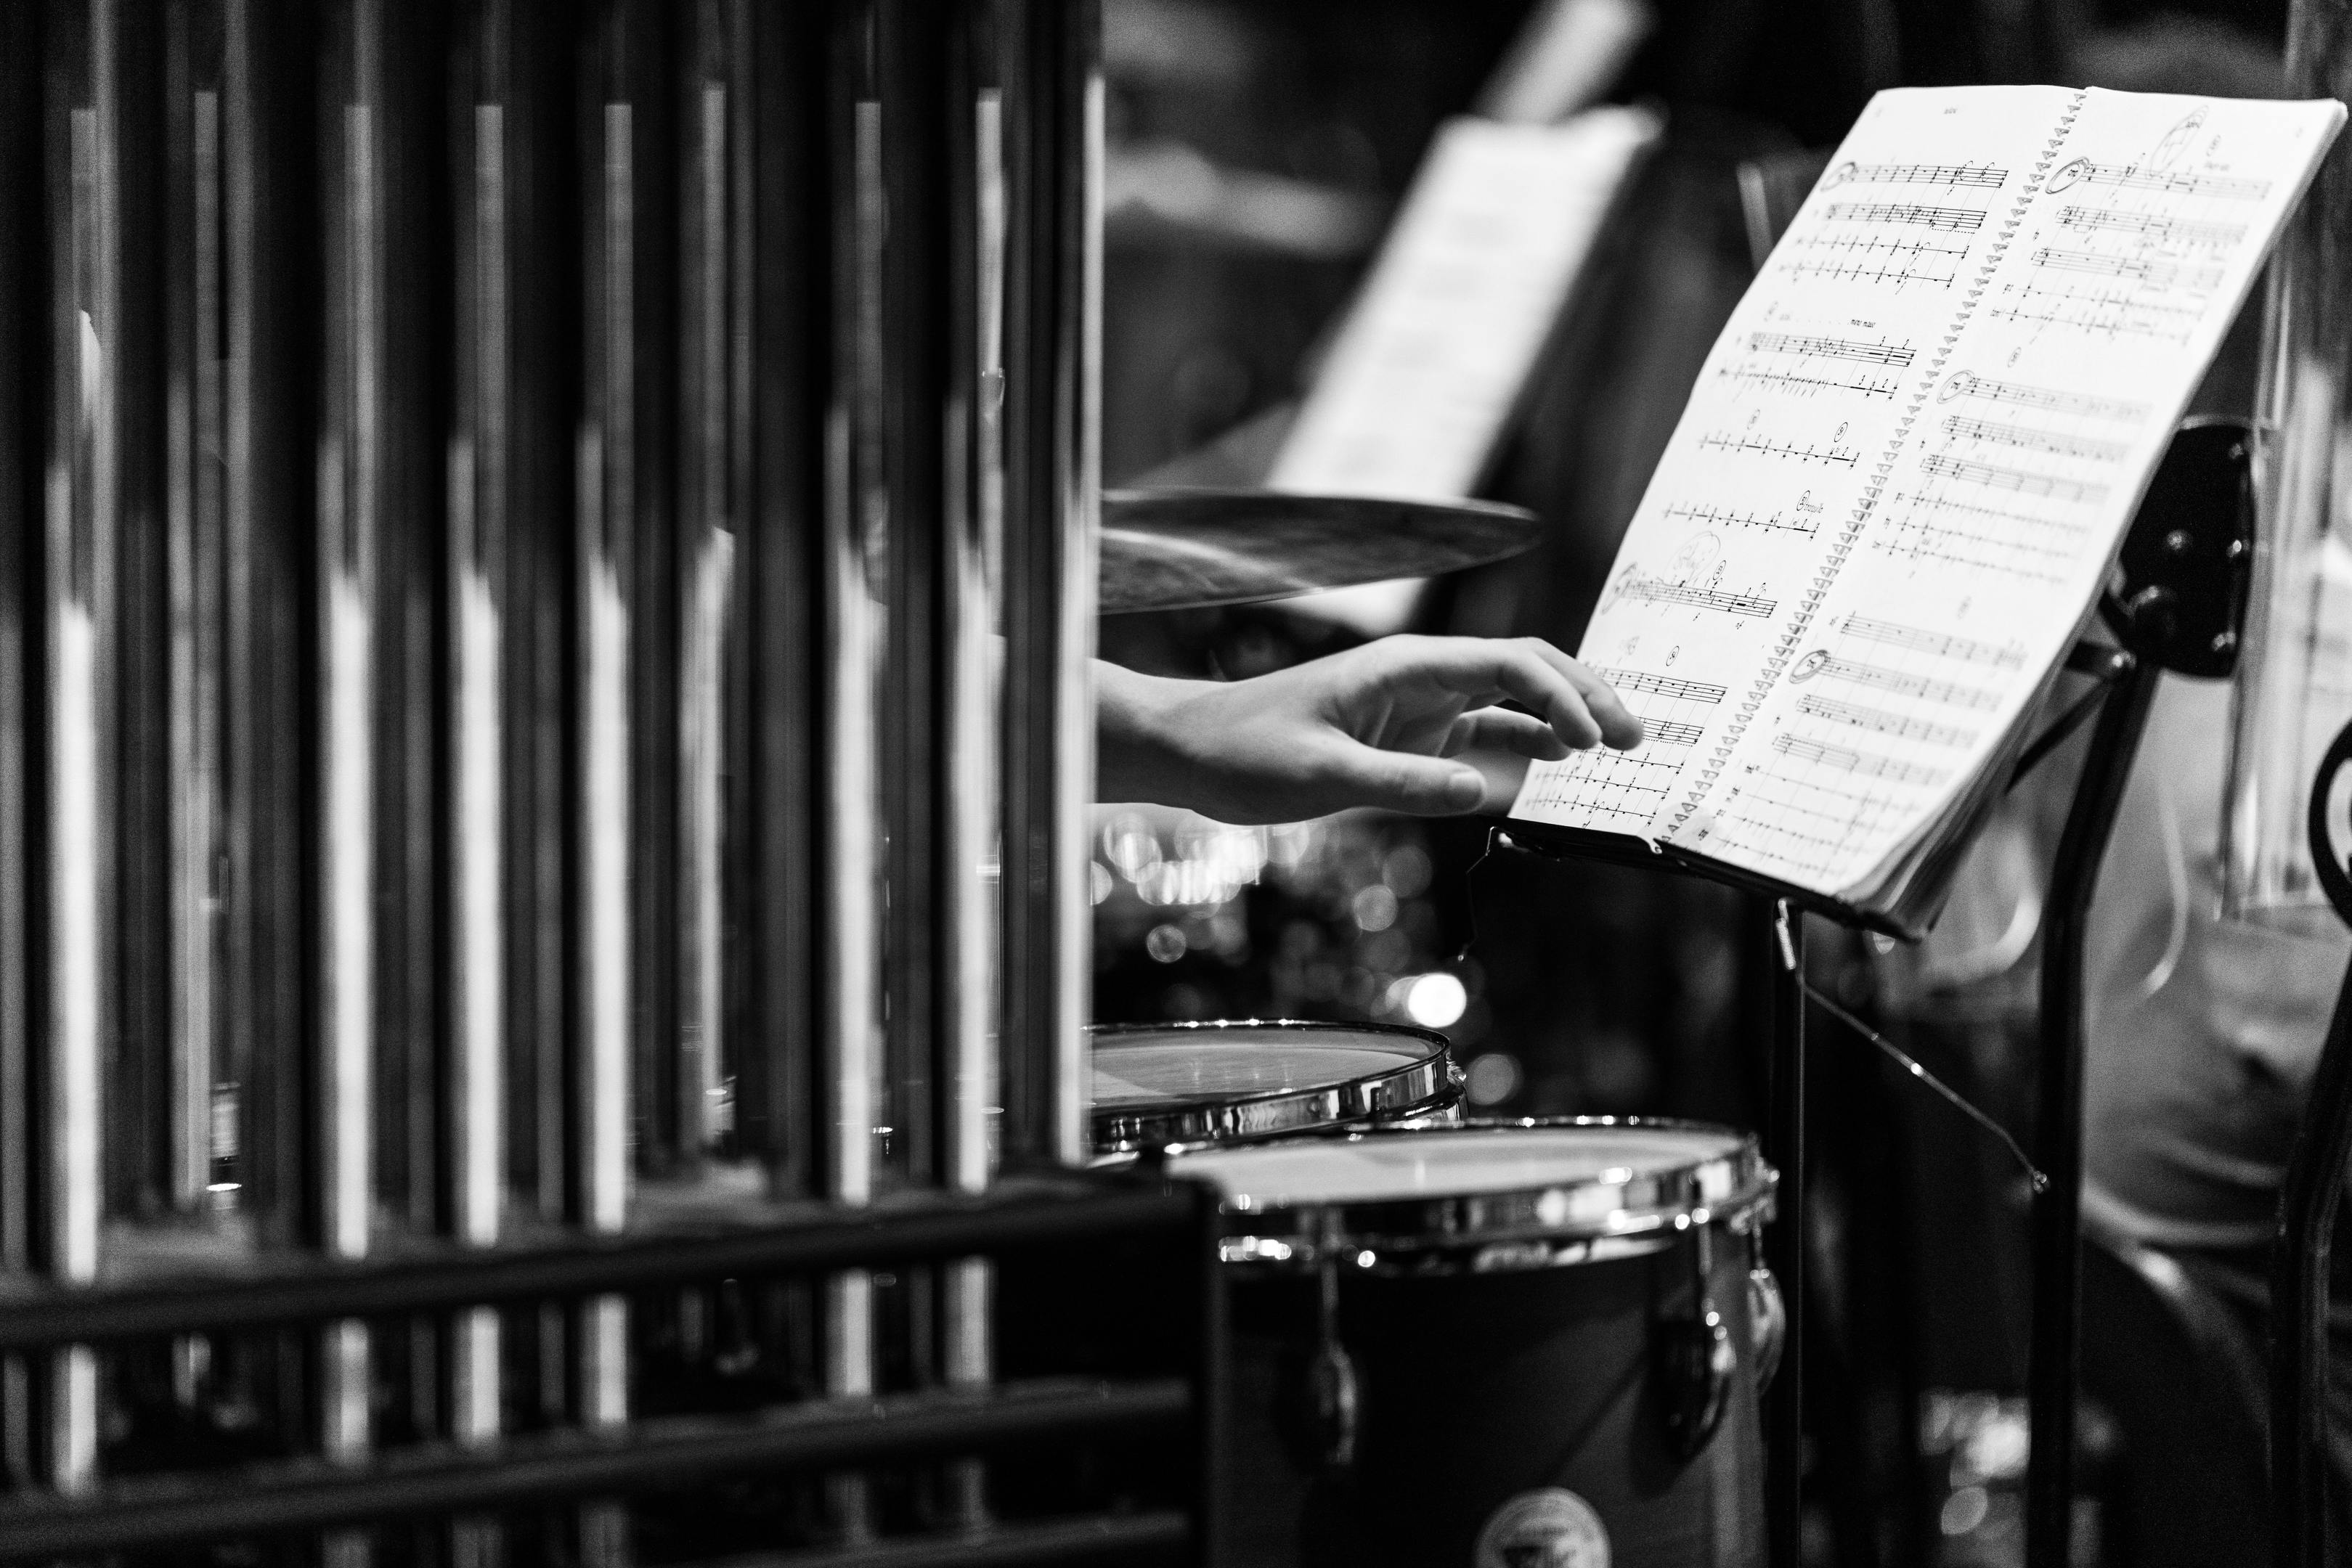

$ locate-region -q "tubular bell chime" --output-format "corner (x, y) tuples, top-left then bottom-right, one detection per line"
(0, 3), (1216, 1564)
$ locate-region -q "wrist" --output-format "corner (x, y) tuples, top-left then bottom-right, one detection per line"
(1094, 661), (1214, 811)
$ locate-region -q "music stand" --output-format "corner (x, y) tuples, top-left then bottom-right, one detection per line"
(1492, 422), (2255, 1568)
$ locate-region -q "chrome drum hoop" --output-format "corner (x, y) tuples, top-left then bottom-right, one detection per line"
(1088, 1018), (1459, 1153)
(1201, 1116), (1779, 1277)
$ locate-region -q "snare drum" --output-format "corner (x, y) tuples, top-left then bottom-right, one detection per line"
(1169, 1119), (1782, 1568)
(1088, 1020), (1463, 1154)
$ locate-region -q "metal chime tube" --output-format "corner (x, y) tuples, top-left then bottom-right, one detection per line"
(943, 4), (1008, 1525)
(318, 0), (386, 1500)
(998, 0), (1099, 1172)
(0, 0), (38, 1493)
(823, 5), (886, 1535)
(43, 0), (128, 1495)
(452, 16), (512, 1481)
(577, 18), (647, 1567)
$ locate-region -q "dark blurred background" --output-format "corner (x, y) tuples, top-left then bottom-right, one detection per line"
(1089, 1), (2290, 1562)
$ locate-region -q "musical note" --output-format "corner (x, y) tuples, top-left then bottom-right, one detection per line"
(1834, 613), (2026, 669)
(1936, 369), (2147, 422)
(1795, 693), (1979, 748)
(1821, 201), (1987, 232)
(1648, 719), (1705, 746)
(1918, 452), (2110, 503)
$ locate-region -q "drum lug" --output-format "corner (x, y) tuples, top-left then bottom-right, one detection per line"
(1309, 1254), (1361, 1471)
(1748, 1264), (1787, 1393)
(1654, 1223), (1735, 1461)
(1306, 1335), (1362, 1471)
(1656, 1305), (1737, 1461)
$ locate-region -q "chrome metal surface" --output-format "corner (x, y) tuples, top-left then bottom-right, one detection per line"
(1097, 487), (1542, 614)
(1180, 1116), (1777, 1275)
(1088, 1020), (1460, 1153)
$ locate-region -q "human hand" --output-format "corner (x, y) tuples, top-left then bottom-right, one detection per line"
(1096, 635), (1640, 825)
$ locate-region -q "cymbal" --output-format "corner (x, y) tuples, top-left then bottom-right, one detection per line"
(1098, 488), (1542, 615)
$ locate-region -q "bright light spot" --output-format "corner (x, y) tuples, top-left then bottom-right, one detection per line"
(1402, 971), (1468, 1028)
(1464, 1052), (1519, 1104)
(1088, 862), (1114, 905)
(1939, 1485), (1990, 1537)
(1352, 884), (1399, 932)
(1382, 845), (1433, 898)
(1101, 813), (1162, 879)
(1145, 923), (1187, 963)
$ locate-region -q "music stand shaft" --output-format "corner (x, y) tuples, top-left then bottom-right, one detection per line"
(1767, 905), (1807, 1568)
(2024, 652), (2161, 1568)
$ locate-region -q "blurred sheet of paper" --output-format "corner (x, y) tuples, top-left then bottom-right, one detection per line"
(1269, 107), (1659, 634)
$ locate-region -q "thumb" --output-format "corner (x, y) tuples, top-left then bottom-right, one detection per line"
(1327, 741), (1488, 816)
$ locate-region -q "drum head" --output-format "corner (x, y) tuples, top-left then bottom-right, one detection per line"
(1168, 1118), (1775, 1272)
(1090, 1020), (1457, 1153)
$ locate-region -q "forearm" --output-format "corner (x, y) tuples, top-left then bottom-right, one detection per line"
(1094, 659), (1205, 812)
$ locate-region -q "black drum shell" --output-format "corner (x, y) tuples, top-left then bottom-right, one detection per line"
(1224, 1230), (1766, 1568)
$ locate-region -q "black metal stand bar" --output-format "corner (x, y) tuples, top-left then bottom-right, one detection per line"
(681, 1511), (1192, 1568)
(0, 1378), (1189, 1560)
(2271, 971), (2352, 1568)
(2023, 648), (2161, 1568)
(0, 1180), (1192, 1352)
(2268, 717), (2352, 1568)
(1767, 902), (1808, 1568)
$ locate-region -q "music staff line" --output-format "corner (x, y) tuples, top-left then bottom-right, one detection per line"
(1616, 574), (1778, 618)
(1919, 451), (2111, 504)
(1885, 489), (2090, 539)
(2028, 247), (2221, 292)
(1748, 331), (1916, 367)
(1770, 732), (1953, 788)
(1697, 431), (1860, 467)
(1823, 160), (2009, 189)
(1785, 258), (1958, 291)
(1986, 290), (2200, 346)
(1937, 369), (2148, 422)
(2044, 157), (2269, 200)
(1587, 666), (1728, 705)
(1836, 613), (2026, 669)
(1661, 501), (1823, 537)
(1789, 650), (2001, 711)
(1718, 364), (1902, 401)
(1795, 693), (1979, 748)
(1820, 200), (1986, 232)
(1940, 415), (2128, 462)
(2055, 205), (2243, 251)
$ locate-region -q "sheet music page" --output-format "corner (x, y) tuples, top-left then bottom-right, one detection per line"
(1513, 86), (2071, 841)
(1271, 107), (1659, 502)
(1670, 89), (2343, 897)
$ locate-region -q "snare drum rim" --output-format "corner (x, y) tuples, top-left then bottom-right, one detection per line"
(1186, 1115), (1778, 1273)
(1088, 1018), (1460, 1153)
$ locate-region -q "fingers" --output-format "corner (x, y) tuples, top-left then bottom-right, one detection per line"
(1505, 637), (1643, 750)
(1392, 636), (1643, 752)
(1315, 737), (1488, 817)
(1449, 707), (1571, 761)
